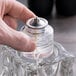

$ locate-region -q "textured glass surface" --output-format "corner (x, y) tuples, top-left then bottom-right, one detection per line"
(0, 17), (75, 76)
(21, 25), (53, 59)
(0, 42), (75, 76)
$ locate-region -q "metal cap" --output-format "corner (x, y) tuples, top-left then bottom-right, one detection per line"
(26, 17), (48, 29)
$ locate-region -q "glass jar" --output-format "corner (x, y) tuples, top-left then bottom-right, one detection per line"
(0, 17), (75, 76)
(20, 17), (54, 59)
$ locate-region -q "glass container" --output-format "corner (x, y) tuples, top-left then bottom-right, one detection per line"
(0, 17), (75, 76)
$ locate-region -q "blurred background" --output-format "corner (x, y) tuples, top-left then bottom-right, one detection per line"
(17, 0), (76, 75)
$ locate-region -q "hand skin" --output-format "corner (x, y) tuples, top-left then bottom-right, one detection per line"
(0, 0), (36, 52)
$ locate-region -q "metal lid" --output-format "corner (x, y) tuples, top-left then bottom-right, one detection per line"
(26, 17), (48, 29)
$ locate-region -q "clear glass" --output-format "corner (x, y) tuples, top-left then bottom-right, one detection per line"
(0, 17), (75, 76)
(20, 24), (54, 59)
(0, 42), (75, 76)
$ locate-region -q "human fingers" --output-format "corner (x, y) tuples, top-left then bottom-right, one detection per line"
(3, 15), (17, 29)
(4, 0), (36, 22)
(0, 18), (36, 52)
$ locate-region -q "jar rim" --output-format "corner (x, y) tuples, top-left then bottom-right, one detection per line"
(26, 17), (48, 29)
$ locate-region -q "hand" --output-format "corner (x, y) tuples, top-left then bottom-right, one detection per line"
(0, 0), (36, 52)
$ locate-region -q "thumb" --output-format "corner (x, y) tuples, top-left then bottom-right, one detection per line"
(0, 19), (36, 52)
